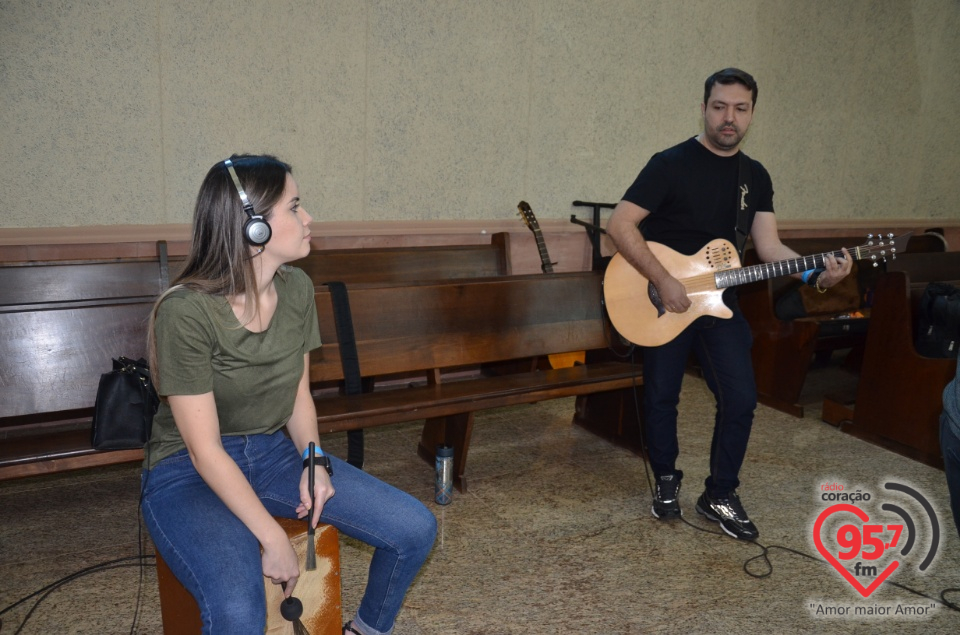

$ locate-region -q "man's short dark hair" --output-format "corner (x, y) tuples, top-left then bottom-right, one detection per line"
(704, 68), (758, 107)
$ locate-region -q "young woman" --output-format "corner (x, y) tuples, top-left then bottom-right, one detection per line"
(141, 154), (436, 635)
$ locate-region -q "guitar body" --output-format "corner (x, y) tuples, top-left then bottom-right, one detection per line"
(603, 239), (740, 347)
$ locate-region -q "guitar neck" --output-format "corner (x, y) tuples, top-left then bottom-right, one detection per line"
(715, 247), (864, 289)
(533, 230), (554, 273)
(517, 201), (556, 273)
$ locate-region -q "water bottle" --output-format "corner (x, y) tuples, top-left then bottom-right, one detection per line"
(435, 445), (453, 505)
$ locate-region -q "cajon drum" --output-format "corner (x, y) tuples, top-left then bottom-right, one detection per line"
(156, 518), (342, 634)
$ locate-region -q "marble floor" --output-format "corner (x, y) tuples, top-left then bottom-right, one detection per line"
(2, 362), (960, 634)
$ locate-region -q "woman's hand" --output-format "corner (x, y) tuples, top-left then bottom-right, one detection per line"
(261, 523), (300, 597)
(297, 467), (335, 528)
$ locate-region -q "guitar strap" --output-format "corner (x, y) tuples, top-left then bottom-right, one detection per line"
(735, 151), (755, 258)
(326, 281), (365, 469)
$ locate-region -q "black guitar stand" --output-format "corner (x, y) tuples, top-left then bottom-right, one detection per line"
(569, 200), (635, 359)
(570, 200), (615, 272)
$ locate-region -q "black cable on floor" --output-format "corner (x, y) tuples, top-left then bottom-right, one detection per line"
(1, 458), (157, 635)
(130, 456), (152, 635)
(0, 555), (156, 634)
(744, 537), (960, 613)
(621, 360), (960, 616)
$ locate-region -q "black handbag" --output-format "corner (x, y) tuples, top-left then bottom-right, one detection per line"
(91, 357), (160, 450)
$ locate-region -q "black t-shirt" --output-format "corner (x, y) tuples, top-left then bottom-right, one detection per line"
(622, 137), (775, 255)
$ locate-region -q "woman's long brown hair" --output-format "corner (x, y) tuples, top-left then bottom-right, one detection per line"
(147, 154), (292, 392)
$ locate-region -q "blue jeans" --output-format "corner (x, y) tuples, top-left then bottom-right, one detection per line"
(141, 432), (436, 635)
(642, 305), (757, 497)
(940, 413), (960, 540)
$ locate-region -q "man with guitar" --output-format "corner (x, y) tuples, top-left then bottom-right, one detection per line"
(606, 68), (852, 540)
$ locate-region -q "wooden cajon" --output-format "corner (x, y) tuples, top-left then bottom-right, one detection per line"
(156, 519), (342, 634)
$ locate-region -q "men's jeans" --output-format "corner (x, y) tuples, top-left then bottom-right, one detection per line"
(642, 307), (757, 497)
(142, 431), (436, 635)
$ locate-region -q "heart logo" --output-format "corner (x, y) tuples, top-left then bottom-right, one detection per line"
(813, 503), (900, 597)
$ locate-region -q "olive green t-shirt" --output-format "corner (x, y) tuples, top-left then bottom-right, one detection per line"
(144, 266), (321, 468)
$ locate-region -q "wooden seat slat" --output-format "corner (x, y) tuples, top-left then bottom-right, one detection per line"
(313, 362), (639, 431)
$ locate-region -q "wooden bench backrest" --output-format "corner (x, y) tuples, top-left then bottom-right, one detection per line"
(886, 252), (960, 334)
(744, 232), (938, 270)
(852, 267), (959, 464)
(291, 233), (510, 285)
(869, 251), (960, 358)
(0, 233), (509, 308)
(310, 272), (607, 382)
(886, 250), (960, 283)
(742, 232), (944, 312)
(0, 236), (512, 419)
(0, 259), (178, 307)
(0, 298), (154, 421)
(744, 235), (876, 296)
(0, 256), (164, 422)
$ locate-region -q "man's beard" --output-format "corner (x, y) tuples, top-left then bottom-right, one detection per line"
(709, 124), (743, 149)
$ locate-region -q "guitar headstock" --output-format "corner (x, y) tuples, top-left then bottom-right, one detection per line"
(516, 200), (555, 273)
(856, 232), (911, 267)
(517, 200), (540, 232)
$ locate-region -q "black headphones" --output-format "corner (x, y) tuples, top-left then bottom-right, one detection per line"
(223, 159), (272, 246)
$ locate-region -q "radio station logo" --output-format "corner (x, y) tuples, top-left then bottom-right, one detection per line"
(812, 481), (940, 600)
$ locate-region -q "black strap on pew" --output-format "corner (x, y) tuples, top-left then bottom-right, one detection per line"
(157, 240), (170, 291)
(326, 281), (365, 469)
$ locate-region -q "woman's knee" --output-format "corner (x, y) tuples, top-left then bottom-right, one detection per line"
(393, 500), (437, 560)
(413, 502), (438, 548)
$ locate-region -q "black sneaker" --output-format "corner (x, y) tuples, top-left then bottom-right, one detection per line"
(651, 471), (682, 519)
(695, 490), (759, 540)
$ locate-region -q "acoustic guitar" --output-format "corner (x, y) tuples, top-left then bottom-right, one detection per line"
(603, 233), (904, 348)
(517, 201), (586, 368)
(517, 201), (556, 273)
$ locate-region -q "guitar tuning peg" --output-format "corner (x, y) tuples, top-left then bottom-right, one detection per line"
(867, 233), (874, 239)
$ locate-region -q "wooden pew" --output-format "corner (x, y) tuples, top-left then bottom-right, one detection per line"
(0, 297), (157, 479)
(824, 251), (960, 468)
(292, 232), (511, 284)
(738, 232), (944, 416)
(309, 272), (641, 490)
(0, 245), (180, 479)
(0, 237), (511, 480)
